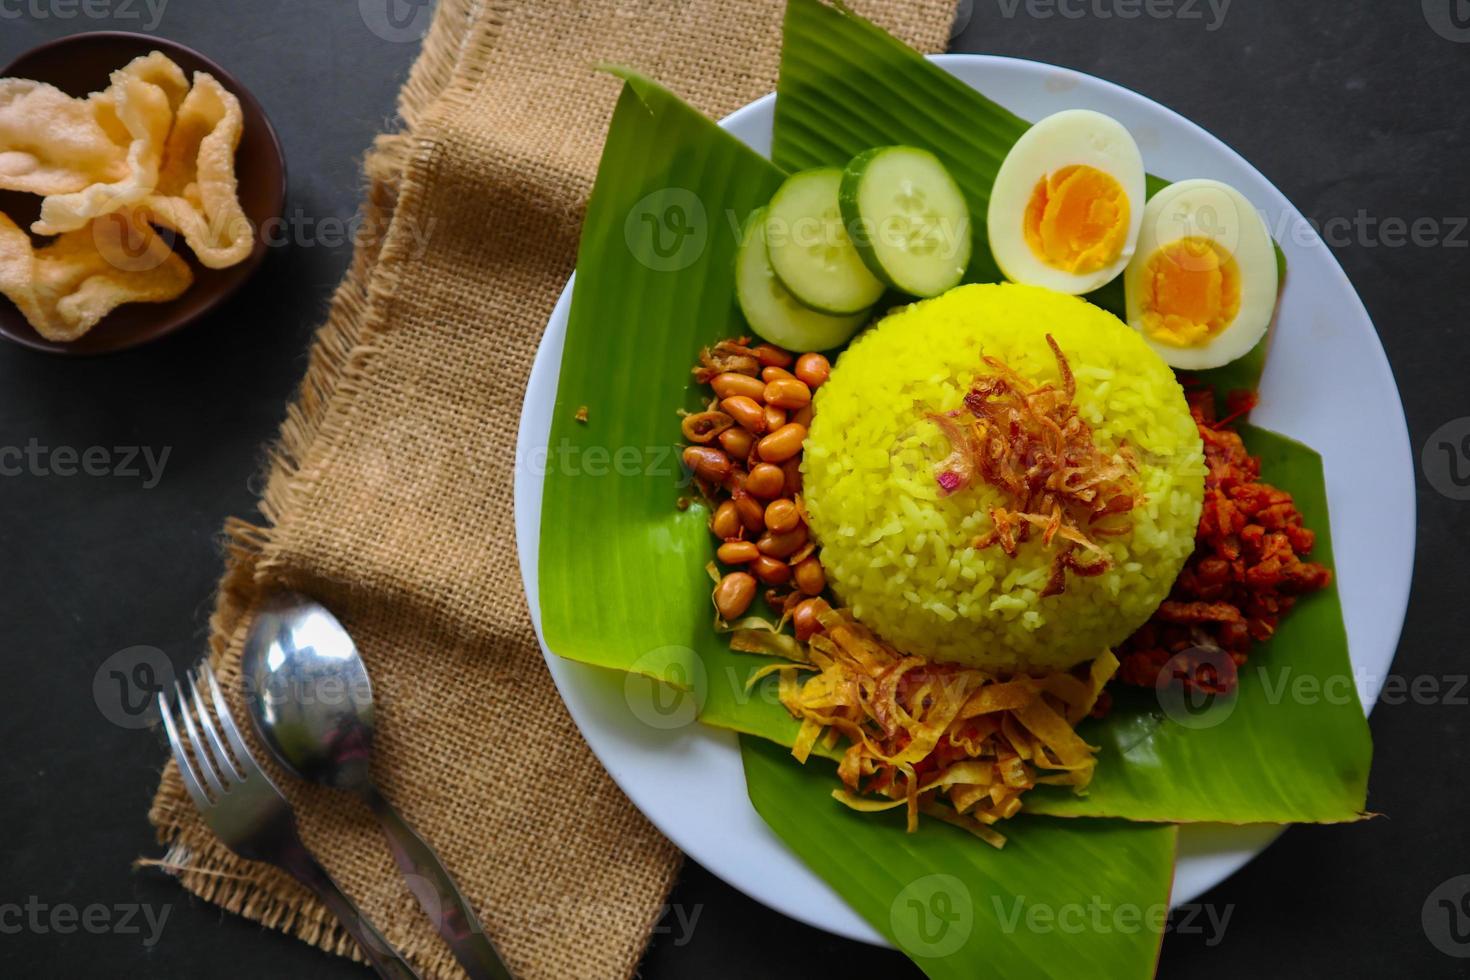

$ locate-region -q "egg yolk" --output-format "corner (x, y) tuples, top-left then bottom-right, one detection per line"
(1023, 165), (1130, 274)
(1138, 237), (1242, 347)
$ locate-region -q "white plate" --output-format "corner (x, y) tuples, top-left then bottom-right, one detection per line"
(513, 55), (1414, 946)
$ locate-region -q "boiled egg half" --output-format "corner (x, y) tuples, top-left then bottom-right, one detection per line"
(1124, 179), (1279, 370)
(987, 109), (1146, 295)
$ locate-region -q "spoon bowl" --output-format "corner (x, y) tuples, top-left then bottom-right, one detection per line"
(241, 592), (376, 793)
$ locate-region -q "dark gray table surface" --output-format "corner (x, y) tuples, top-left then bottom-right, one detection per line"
(2, 2), (1466, 977)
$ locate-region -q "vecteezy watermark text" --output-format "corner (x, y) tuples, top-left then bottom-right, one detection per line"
(0, 897), (171, 947)
(993, 896), (1234, 945)
(0, 440), (170, 489)
(994, 0), (1232, 31)
(0, 0), (166, 29)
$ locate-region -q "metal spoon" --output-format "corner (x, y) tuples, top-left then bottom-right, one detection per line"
(241, 591), (514, 980)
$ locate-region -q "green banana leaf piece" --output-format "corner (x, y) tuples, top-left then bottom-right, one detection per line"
(741, 736), (1177, 980)
(539, 70), (785, 685)
(708, 426), (1372, 824)
(772, 0), (1279, 399)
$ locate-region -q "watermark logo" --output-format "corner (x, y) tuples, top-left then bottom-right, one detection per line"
(1422, 417), (1470, 501)
(890, 874), (973, 958)
(90, 208), (178, 273)
(1154, 646), (1239, 730)
(1423, 875), (1470, 957)
(952, 0), (975, 37)
(1423, 0), (1470, 41)
(93, 646), (174, 729)
(623, 646), (707, 730)
(358, 0), (433, 42)
(625, 188), (708, 273)
(1146, 190), (1244, 268)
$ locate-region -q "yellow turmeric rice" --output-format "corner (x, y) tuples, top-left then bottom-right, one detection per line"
(802, 283), (1205, 670)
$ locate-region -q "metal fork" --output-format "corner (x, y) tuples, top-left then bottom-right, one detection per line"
(159, 661), (421, 980)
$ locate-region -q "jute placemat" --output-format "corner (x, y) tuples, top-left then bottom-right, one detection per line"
(146, 2), (955, 976)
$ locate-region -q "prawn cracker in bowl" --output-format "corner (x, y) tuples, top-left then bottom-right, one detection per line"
(0, 49), (250, 342)
(0, 209), (192, 343)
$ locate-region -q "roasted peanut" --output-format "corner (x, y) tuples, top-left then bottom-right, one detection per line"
(793, 557), (826, 595)
(710, 500), (741, 539)
(711, 372), (767, 401)
(681, 411), (733, 444)
(745, 462), (786, 499)
(718, 426), (754, 459)
(791, 403), (814, 428)
(733, 493), (765, 533)
(782, 459), (803, 497)
(682, 446), (730, 482)
(763, 377), (812, 410)
(794, 352), (831, 389)
(791, 597), (830, 641)
(717, 540), (760, 565)
(752, 343), (794, 368)
(720, 395), (767, 434)
(751, 555), (792, 586)
(757, 423), (807, 463)
(757, 525), (808, 559)
(714, 572), (757, 620)
(764, 498), (801, 534)
(763, 404), (786, 432)
(761, 365), (795, 383)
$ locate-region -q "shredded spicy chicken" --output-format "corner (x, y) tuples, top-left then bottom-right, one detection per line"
(1115, 390), (1332, 694)
(931, 336), (1143, 597)
(739, 608), (1116, 847)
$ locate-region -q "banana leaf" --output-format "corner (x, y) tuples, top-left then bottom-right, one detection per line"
(741, 736), (1177, 980)
(771, 0), (1279, 399)
(539, 70), (785, 684)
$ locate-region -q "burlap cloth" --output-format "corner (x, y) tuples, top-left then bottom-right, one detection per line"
(146, 2), (955, 976)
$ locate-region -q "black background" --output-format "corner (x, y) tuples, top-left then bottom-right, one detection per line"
(2, 1), (1467, 977)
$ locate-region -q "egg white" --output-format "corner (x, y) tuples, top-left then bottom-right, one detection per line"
(1124, 179), (1279, 371)
(987, 109), (1147, 295)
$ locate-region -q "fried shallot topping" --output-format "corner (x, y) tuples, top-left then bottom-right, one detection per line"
(691, 337), (761, 382)
(931, 336), (1142, 597)
(738, 607), (1115, 847)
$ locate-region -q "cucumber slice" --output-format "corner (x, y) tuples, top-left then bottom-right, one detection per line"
(736, 207), (871, 352)
(763, 168), (886, 315)
(839, 146), (971, 298)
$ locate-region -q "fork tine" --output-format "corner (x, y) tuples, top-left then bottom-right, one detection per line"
(174, 678), (225, 798)
(158, 690), (213, 812)
(203, 660), (257, 774)
(189, 665), (244, 784)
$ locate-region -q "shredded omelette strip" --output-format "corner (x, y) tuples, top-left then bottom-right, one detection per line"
(742, 607), (1116, 847)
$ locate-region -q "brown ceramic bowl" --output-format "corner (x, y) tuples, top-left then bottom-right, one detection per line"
(0, 32), (286, 356)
